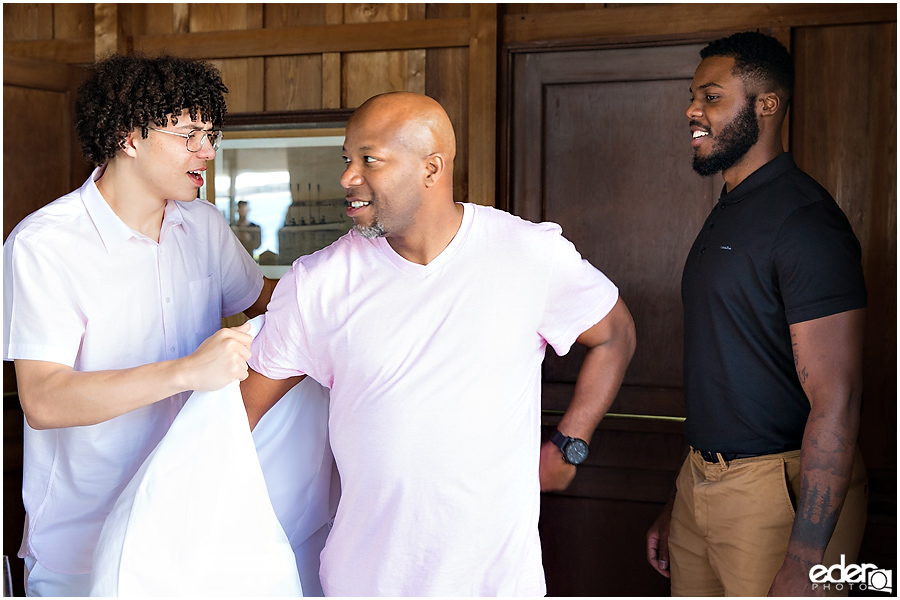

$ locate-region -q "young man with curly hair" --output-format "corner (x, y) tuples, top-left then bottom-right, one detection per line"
(3, 54), (275, 596)
(645, 32), (868, 596)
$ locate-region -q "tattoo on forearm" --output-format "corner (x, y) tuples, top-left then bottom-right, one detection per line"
(800, 480), (834, 524)
(784, 551), (817, 569)
(792, 479), (839, 548)
(791, 414), (854, 551)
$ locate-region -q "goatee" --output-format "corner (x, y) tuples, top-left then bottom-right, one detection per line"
(355, 221), (387, 239)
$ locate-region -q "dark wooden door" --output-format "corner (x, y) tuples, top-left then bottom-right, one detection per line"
(508, 43), (722, 596)
(3, 55), (90, 596)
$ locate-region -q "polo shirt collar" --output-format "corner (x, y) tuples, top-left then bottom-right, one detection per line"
(718, 152), (796, 205)
(82, 165), (188, 252)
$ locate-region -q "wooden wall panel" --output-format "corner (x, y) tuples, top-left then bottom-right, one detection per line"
(342, 3), (421, 108)
(264, 3), (329, 27)
(426, 3), (469, 203)
(510, 43), (711, 418)
(791, 22), (897, 476)
(505, 3), (593, 14)
(3, 86), (69, 240)
(540, 495), (672, 596)
(3, 3), (53, 41)
(94, 3), (130, 59)
(131, 4), (177, 36)
(193, 4), (265, 113)
(2, 56), (91, 232)
(189, 3), (262, 32)
(542, 76), (711, 390)
(465, 3), (496, 206)
(322, 4), (344, 109)
(54, 3), (94, 40)
(503, 3), (896, 47)
(343, 52), (408, 108)
(539, 416), (684, 596)
(211, 57), (265, 113)
(265, 55), (324, 111)
(172, 3), (190, 34)
(264, 4), (327, 111)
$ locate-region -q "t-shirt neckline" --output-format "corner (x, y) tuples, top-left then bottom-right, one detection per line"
(375, 202), (473, 276)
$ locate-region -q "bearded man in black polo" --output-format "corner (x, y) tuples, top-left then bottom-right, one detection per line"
(645, 31), (867, 597)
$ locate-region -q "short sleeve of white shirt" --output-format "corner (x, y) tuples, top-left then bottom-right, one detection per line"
(250, 261), (319, 382)
(4, 227), (86, 366)
(205, 203), (265, 318)
(534, 221), (619, 357)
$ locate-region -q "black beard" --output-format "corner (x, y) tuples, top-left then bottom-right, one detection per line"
(692, 97), (760, 177)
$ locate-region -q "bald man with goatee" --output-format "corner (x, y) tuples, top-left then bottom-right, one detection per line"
(241, 92), (635, 596)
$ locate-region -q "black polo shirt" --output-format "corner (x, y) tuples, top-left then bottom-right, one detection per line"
(681, 152), (866, 454)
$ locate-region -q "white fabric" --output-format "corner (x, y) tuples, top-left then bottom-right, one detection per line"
(252, 374), (339, 597)
(89, 317), (303, 596)
(251, 203), (619, 596)
(24, 555), (91, 597)
(3, 167), (263, 574)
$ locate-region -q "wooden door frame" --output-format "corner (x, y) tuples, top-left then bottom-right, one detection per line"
(3, 55), (90, 196)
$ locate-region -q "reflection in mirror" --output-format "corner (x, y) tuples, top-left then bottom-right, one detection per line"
(202, 128), (350, 277)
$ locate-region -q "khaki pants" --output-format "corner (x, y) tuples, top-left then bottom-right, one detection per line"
(669, 448), (868, 597)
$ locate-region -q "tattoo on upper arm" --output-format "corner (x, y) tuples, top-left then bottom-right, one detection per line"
(791, 333), (809, 384)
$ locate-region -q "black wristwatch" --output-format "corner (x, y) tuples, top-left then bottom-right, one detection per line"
(550, 429), (590, 465)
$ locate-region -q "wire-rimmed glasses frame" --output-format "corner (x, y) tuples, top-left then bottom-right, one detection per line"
(148, 127), (223, 152)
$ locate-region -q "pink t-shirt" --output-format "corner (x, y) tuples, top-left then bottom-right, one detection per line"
(3, 168), (263, 574)
(251, 203), (618, 596)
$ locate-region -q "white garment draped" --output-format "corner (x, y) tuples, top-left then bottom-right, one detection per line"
(90, 315), (336, 596)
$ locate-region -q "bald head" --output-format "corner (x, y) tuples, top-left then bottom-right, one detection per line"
(350, 92), (457, 164)
(341, 92), (464, 262)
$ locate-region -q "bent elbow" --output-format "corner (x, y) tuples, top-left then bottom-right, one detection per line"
(19, 393), (54, 430)
(623, 320), (637, 363)
(617, 302), (637, 363)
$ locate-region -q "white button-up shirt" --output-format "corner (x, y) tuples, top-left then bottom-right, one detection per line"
(3, 167), (263, 574)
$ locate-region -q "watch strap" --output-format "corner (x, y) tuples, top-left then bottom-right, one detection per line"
(550, 429), (589, 465)
(550, 429), (570, 451)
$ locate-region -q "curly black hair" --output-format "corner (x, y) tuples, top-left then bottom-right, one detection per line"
(700, 31), (794, 105)
(75, 53), (228, 165)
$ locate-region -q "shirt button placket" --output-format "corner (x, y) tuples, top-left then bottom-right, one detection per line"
(158, 245), (177, 358)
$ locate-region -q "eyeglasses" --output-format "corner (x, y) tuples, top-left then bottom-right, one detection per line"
(148, 127), (223, 152)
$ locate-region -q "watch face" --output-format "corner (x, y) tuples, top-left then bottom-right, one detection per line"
(565, 439), (589, 465)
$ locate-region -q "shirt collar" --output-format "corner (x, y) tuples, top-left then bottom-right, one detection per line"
(81, 165), (189, 252)
(81, 165), (134, 253)
(718, 152), (796, 205)
(160, 199), (189, 242)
